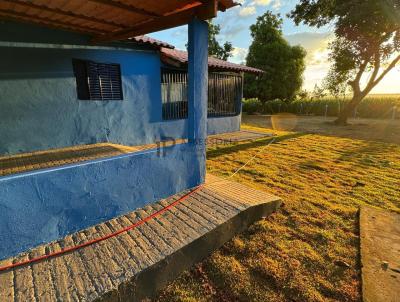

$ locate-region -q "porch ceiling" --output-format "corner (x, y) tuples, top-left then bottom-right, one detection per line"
(0, 0), (237, 43)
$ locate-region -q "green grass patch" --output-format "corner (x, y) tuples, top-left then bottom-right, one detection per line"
(156, 125), (400, 302)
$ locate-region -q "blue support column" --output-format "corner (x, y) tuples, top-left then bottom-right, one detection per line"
(188, 18), (208, 184)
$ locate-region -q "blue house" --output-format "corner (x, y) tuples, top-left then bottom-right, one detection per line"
(0, 0), (260, 260)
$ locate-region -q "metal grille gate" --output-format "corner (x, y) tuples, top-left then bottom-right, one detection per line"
(162, 71), (242, 120)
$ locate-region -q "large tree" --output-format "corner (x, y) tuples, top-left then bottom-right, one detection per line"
(245, 12), (306, 101)
(208, 21), (233, 61)
(290, 0), (400, 125)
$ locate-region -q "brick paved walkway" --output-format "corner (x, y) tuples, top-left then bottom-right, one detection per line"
(208, 129), (274, 144)
(0, 143), (150, 177)
(0, 140), (185, 177)
(0, 174), (280, 302)
(0, 130), (271, 178)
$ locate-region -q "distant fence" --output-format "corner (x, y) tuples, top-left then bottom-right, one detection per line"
(242, 97), (400, 120)
(162, 71), (242, 120)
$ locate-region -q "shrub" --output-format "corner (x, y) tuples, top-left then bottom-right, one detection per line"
(242, 95), (400, 119)
(242, 98), (262, 115)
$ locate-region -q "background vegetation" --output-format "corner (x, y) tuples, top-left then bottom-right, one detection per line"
(207, 20), (233, 61)
(242, 95), (400, 119)
(244, 12), (306, 101)
(290, 0), (400, 124)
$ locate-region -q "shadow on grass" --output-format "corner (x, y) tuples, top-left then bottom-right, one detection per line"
(207, 132), (308, 159)
(337, 139), (397, 168)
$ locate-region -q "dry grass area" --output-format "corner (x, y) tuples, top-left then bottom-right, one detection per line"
(155, 118), (400, 302)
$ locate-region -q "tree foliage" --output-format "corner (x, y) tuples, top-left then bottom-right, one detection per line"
(290, 0), (400, 124)
(208, 21), (233, 61)
(244, 12), (306, 102)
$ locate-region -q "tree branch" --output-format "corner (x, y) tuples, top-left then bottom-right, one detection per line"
(379, 27), (400, 44)
(361, 51), (381, 95)
(372, 53), (400, 87)
(356, 60), (369, 83)
(349, 58), (369, 94)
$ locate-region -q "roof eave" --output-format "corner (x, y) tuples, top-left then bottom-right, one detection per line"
(91, 1), (235, 44)
(0, 1), (238, 44)
(161, 54), (265, 74)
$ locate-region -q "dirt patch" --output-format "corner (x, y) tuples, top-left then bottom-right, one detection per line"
(243, 114), (400, 145)
(360, 207), (400, 302)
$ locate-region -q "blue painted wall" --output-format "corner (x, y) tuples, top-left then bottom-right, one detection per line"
(0, 45), (189, 155)
(207, 115), (241, 135)
(0, 21), (241, 156)
(0, 144), (202, 260)
(0, 21), (239, 259)
(0, 45), (239, 156)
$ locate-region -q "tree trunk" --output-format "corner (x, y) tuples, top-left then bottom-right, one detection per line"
(334, 53), (400, 126)
(334, 94), (363, 125)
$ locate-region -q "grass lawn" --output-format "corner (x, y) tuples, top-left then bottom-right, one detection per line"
(155, 119), (400, 302)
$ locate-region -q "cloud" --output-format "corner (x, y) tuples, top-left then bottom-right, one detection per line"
(230, 47), (248, 64)
(171, 26), (187, 39)
(285, 32), (332, 64)
(309, 48), (330, 66)
(221, 23), (247, 40)
(239, 6), (256, 16)
(286, 32), (331, 51)
(252, 0), (272, 5)
(285, 32), (333, 91)
(249, 0), (281, 9)
(272, 0), (282, 9)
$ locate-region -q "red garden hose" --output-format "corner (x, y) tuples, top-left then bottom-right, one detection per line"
(0, 185), (203, 272)
(0, 136), (276, 273)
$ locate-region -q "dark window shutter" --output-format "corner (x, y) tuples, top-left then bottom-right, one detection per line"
(73, 59), (123, 101)
(72, 59), (90, 100)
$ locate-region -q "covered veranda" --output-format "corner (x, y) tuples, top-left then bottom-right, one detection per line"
(0, 0), (233, 260)
(0, 1), (281, 301)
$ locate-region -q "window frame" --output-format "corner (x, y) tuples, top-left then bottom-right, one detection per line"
(72, 59), (123, 101)
(161, 68), (242, 120)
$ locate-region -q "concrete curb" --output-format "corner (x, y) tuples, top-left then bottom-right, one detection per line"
(95, 199), (281, 302)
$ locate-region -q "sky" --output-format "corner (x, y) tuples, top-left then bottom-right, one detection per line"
(149, 0), (400, 94)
